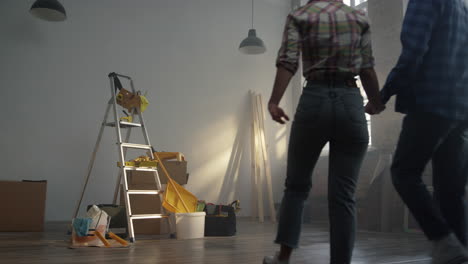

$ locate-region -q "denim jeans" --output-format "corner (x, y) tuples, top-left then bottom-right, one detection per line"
(275, 82), (369, 264)
(391, 112), (468, 245)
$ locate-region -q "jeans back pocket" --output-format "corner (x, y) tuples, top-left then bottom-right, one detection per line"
(341, 93), (367, 124)
(294, 93), (324, 123)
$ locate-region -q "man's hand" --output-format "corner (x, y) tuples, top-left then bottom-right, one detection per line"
(365, 102), (386, 115)
(268, 103), (290, 124)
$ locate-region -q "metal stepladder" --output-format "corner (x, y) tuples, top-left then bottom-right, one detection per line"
(73, 72), (170, 242)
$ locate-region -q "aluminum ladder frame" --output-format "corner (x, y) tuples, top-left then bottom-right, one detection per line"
(73, 72), (169, 242)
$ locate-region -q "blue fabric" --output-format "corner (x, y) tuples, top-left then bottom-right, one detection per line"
(73, 218), (92, 237)
(381, 0), (468, 120)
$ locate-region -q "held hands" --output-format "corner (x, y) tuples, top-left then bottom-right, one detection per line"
(268, 103), (290, 124)
(365, 101), (386, 115)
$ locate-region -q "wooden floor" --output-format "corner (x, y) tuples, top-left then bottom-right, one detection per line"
(0, 218), (430, 264)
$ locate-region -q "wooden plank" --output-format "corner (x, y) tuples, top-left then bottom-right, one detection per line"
(249, 91), (259, 221)
(251, 92), (264, 223)
(255, 94), (277, 223)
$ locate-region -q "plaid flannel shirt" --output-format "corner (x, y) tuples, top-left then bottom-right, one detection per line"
(381, 0), (468, 120)
(276, 0), (374, 79)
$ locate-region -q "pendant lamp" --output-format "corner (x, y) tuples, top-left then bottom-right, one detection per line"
(30, 0), (67, 22)
(239, 0), (266, 55)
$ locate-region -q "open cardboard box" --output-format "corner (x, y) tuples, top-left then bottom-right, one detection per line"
(0, 180), (47, 232)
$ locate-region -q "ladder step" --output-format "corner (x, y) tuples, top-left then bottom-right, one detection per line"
(130, 214), (169, 220)
(105, 121), (142, 128)
(123, 167), (158, 172)
(127, 190), (163, 195)
(120, 143), (152, 150)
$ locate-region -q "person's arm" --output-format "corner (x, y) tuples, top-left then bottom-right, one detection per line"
(360, 68), (385, 114)
(268, 14), (300, 124)
(268, 67), (294, 124)
(380, 0), (440, 104)
(357, 14), (385, 114)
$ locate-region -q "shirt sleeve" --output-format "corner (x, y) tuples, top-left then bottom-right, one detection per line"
(276, 14), (301, 75)
(381, 0), (440, 104)
(360, 21), (375, 69)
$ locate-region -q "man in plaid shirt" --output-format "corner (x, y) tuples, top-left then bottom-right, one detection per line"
(264, 0), (384, 263)
(381, 0), (468, 263)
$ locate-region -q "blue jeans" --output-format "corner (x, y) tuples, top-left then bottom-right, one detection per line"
(275, 82), (369, 264)
(391, 112), (468, 245)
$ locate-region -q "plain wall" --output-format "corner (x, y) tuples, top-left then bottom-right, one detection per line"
(0, 0), (292, 221)
(368, 0), (406, 152)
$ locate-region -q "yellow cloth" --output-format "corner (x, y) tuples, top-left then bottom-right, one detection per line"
(140, 95), (149, 112)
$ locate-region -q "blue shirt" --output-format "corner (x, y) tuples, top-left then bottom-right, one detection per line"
(381, 0), (468, 120)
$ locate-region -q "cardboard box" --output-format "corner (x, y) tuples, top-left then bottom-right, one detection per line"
(120, 186), (171, 235)
(119, 160), (187, 235)
(0, 180), (47, 232)
(128, 160), (188, 188)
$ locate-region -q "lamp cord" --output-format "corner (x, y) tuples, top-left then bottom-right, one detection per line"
(251, 0), (254, 29)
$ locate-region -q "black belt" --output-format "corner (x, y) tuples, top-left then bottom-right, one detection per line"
(306, 72), (358, 88)
(305, 78), (358, 88)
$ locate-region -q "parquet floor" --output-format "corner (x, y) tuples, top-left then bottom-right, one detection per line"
(0, 218), (430, 263)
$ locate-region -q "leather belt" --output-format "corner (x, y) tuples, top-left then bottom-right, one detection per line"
(306, 74), (358, 88)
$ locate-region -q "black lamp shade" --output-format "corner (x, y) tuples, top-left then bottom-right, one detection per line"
(30, 0), (67, 22)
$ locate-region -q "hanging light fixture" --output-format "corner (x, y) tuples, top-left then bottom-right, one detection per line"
(239, 0), (266, 55)
(30, 0), (67, 22)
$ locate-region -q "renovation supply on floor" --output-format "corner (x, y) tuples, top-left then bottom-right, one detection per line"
(87, 204), (127, 238)
(196, 201), (206, 212)
(250, 91), (276, 223)
(175, 212), (206, 239)
(153, 151), (198, 213)
(108, 232), (129, 246)
(87, 205), (110, 230)
(162, 177), (198, 213)
(72, 218), (92, 237)
(204, 201), (239, 237)
(71, 206), (110, 247)
(73, 72), (171, 243)
(70, 231), (130, 248)
(95, 231), (111, 247)
(0, 180), (47, 232)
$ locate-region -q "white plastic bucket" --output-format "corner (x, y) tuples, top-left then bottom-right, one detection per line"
(175, 212), (206, 239)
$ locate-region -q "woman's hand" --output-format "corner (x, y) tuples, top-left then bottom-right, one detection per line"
(268, 103), (290, 124)
(365, 101), (386, 115)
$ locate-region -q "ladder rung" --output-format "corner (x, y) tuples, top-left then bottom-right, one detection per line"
(123, 167), (158, 172)
(130, 214), (169, 220)
(105, 121), (142, 128)
(121, 143), (152, 150)
(127, 190), (163, 195)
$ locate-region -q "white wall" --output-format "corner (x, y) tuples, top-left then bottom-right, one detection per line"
(367, 0), (405, 152)
(0, 0), (292, 221)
